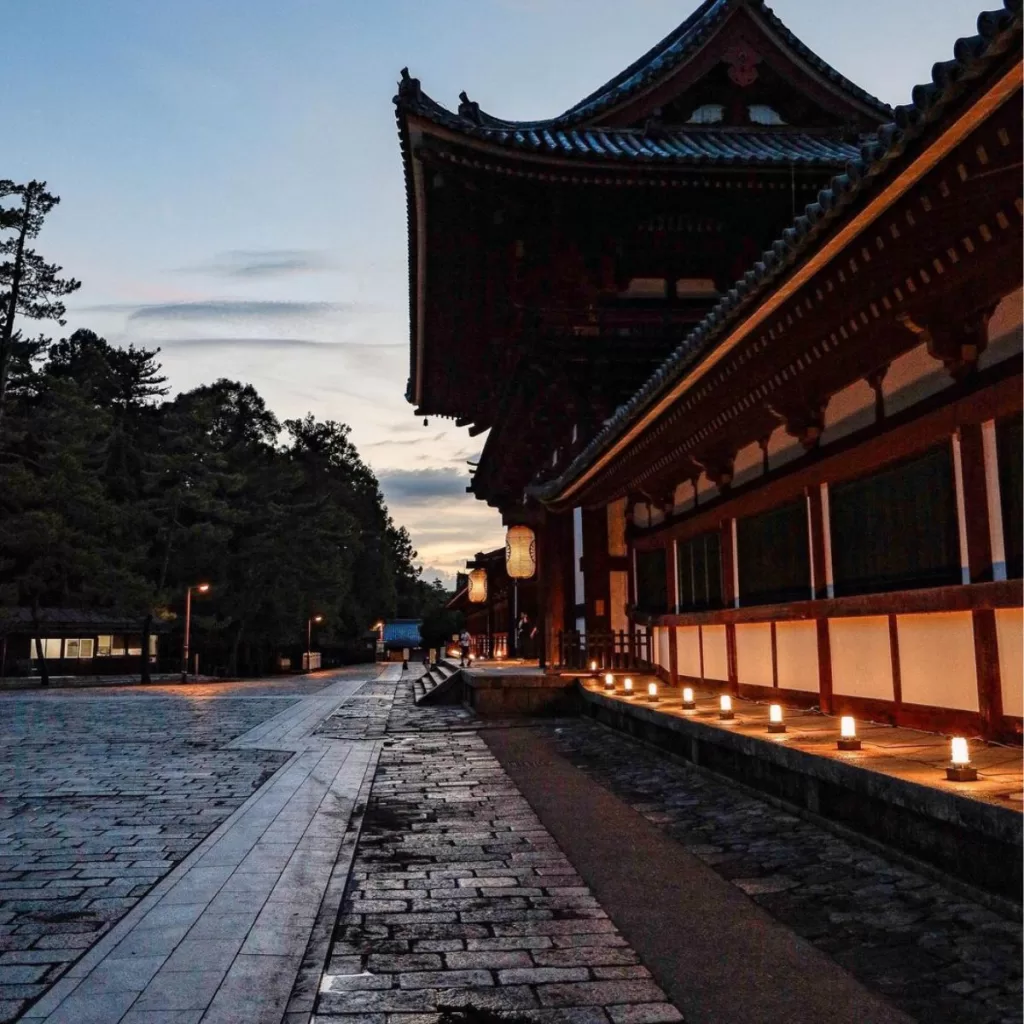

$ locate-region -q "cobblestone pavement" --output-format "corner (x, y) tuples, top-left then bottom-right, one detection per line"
(545, 720), (1023, 1024)
(316, 727), (681, 1024)
(0, 671), (359, 1022)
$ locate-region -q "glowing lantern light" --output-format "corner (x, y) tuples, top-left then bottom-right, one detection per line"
(604, 673), (615, 691)
(647, 682), (659, 703)
(768, 704), (786, 734)
(505, 526), (537, 580)
(467, 568), (488, 604)
(682, 686), (696, 710)
(590, 660), (598, 674)
(946, 737), (977, 781)
(837, 716), (861, 751)
(719, 694), (734, 720)
(624, 677), (634, 694)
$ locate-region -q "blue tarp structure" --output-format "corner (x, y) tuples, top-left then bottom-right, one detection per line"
(382, 620), (422, 648)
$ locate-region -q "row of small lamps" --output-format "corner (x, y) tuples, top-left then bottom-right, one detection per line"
(595, 669), (979, 783)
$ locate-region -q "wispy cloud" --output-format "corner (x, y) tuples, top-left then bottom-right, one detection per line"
(127, 300), (345, 322)
(181, 249), (334, 279)
(366, 431), (447, 448)
(376, 467), (470, 504)
(155, 337), (403, 352)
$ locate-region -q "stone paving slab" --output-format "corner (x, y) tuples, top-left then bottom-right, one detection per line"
(544, 719), (1023, 1024)
(4, 667), (382, 1023)
(0, 689), (306, 1022)
(313, 728), (682, 1024)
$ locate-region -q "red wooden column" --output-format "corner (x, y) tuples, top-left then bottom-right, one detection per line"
(536, 510), (573, 670)
(721, 518), (739, 695)
(960, 423), (1004, 736)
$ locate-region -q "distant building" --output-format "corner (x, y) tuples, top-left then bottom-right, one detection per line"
(379, 619), (423, 661)
(0, 609), (168, 679)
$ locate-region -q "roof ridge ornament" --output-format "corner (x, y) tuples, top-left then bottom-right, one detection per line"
(398, 67), (422, 102)
(458, 91), (483, 125)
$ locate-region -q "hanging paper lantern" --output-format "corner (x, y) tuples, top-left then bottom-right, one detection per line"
(468, 568), (488, 603)
(505, 525), (537, 580)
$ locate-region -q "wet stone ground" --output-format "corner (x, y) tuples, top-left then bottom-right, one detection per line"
(0, 684), (313, 1022)
(547, 720), (1023, 1024)
(316, 728), (681, 1024)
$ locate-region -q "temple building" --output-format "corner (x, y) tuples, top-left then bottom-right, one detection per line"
(396, 0), (1022, 740)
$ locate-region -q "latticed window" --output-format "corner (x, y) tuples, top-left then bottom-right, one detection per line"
(737, 500), (810, 606)
(635, 548), (668, 615)
(829, 444), (960, 596)
(676, 531), (723, 612)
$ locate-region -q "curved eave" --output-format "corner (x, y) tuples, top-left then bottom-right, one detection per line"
(394, 0), (892, 137)
(530, 1), (1022, 510)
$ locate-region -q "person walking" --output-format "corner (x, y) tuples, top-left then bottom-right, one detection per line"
(459, 629), (472, 667)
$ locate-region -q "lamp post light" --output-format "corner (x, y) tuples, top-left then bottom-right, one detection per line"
(182, 583), (211, 681)
(307, 615), (324, 671)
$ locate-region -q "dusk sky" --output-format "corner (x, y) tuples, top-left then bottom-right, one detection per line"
(5, 0), (985, 585)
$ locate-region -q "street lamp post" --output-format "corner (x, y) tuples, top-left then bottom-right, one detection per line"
(182, 583), (210, 681)
(306, 615), (323, 671)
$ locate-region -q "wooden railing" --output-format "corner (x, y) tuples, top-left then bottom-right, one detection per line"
(557, 630), (653, 672)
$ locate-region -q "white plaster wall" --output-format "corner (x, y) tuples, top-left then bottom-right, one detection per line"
(829, 616), (894, 701)
(896, 612), (979, 711)
(995, 608), (1023, 719)
(696, 472), (718, 503)
(676, 626), (701, 678)
(658, 627), (671, 673)
(883, 343), (949, 417)
(735, 622), (773, 688)
(633, 503), (651, 529)
(821, 378), (876, 446)
(649, 506), (666, 527)
(673, 481), (695, 513)
(775, 620), (820, 693)
(607, 499), (627, 556)
(980, 286), (1024, 371)
(732, 441), (763, 488)
(766, 424), (801, 472)
(702, 624), (729, 682)
(609, 571), (629, 633)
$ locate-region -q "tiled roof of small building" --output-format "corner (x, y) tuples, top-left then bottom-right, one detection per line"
(0, 608), (172, 634)
(532, 0), (1022, 504)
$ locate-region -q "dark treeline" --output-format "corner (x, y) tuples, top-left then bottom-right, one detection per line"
(0, 180), (446, 680)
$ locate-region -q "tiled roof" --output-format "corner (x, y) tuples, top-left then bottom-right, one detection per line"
(532, 0), (1022, 504)
(555, 0), (891, 127)
(395, 0), (891, 139)
(429, 122), (860, 167)
(0, 608), (172, 634)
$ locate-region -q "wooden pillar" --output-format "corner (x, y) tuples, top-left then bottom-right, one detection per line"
(537, 510), (572, 670)
(973, 608), (1004, 739)
(817, 618), (834, 715)
(807, 486), (828, 600)
(959, 423), (994, 583)
(669, 625), (679, 686)
(721, 519), (739, 694)
(582, 507), (611, 634)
